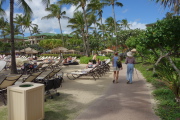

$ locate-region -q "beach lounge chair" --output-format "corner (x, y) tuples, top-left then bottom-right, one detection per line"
(0, 61), (6, 72)
(0, 74), (22, 105)
(33, 63), (44, 72)
(22, 72), (42, 83)
(35, 69), (62, 100)
(66, 66), (100, 80)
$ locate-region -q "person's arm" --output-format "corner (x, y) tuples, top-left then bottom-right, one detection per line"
(112, 57), (114, 66)
(125, 57), (128, 64)
(133, 57), (136, 64)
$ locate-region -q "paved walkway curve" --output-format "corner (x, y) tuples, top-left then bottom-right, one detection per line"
(75, 64), (159, 120)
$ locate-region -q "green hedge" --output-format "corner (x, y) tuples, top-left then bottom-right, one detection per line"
(40, 54), (83, 58)
(80, 56), (109, 64)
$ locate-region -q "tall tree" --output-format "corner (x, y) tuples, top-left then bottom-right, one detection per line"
(103, 0), (123, 51)
(32, 25), (41, 35)
(41, 4), (68, 43)
(0, 17), (8, 41)
(58, 0), (91, 56)
(120, 19), (130, 30)
(153, 0), (180, 14)
(67, 11), (87, 54)
(7, 0), (33, 74)
(0, 0), (52, 74)
(87, 0), (106, 48)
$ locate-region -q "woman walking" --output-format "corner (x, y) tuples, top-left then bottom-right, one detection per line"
(112, 52), (123, 83)
(125, 51), (136, 84)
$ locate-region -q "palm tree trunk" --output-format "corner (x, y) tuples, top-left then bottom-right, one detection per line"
(81, 29), (87, 55)
(82, 7), (90, 56)
(100, 18), (105, 48)
(10, 0), (17, 74)
(58, 19), (64, 45)
(112, 4), (118, 51)
(29, 27), (32, 36)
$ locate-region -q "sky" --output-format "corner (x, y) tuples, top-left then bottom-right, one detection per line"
(2, 0), (170, 37)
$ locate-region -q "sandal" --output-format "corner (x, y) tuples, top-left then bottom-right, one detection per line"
(112, 80), (115, 83)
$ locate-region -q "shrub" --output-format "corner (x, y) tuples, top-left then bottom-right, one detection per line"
(80, 56), (109, 64)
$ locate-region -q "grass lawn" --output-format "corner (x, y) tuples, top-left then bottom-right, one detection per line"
(0, 92), (82, 120)
(135, 63), (180, 120)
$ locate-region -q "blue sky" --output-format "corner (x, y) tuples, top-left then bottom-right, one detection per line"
(2, 0), (170, 37)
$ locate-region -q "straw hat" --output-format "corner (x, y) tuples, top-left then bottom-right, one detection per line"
(127, 51), (133, 57)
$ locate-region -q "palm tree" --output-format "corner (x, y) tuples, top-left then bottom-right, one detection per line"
(67, 11), (87, 54)
(58, 0), (91, 56)
(42, 4), (68, 43)
(32, 25), (41, 35)
(87, 0), (106, 47)
(103, 0), (123, 51)
(0, 0), (6, 16)
(120, 19), (131, 30)
(23, 17), (38, 36)
(153, 0), (180, 14)
(14, 14), (26, 39)
(0, 0), (33, 74)
(0, 0), (53, 74)
(0, 17), (8, 41)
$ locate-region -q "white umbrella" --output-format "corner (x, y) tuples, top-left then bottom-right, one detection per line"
(101, 49), (114, 53)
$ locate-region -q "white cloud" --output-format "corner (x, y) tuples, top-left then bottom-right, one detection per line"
(4, 0), (78, 36)
(122, 9), (128, 13)
(129, 22), (146, 29)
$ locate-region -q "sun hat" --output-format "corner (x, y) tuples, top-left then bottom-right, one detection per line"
(127, 51), (133, 57)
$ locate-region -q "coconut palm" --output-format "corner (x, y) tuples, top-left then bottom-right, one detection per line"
(87, 0), (106, 45)
(32, 25), (41, 35)
(120, 19), (131, 30)
(153, 0), (180, 14)
(58, 0), (91, 56)
(41, 4), (69, 42)
(0, 1), (5, 16)
(67, 11), (87, 54)
(102, 0), (123, 51)
(14, 14), (26, 39)
(0, 17), (8, 41)
(0, 0), (33, 74)
(23, 17), (38, 36)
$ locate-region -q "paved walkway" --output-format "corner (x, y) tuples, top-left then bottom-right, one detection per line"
(74, 64), (159, 120)
(0, 63), (159, 120)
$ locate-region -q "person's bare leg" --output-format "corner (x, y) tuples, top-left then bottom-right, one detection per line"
(113, 71), (116, 83)
(116, 71), (119, 83)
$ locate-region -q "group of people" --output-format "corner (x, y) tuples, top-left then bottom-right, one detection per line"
(112, 51), (136, 84)
(86, 54), (103, 68)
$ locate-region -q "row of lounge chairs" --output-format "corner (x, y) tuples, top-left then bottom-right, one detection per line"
(0, 68), (63, 105)
(67, 59), (110, 80)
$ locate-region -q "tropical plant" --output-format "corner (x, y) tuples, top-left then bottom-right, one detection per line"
(1, 0), (52, 74)
(156, 61), (180, 102)
(67, 11), (87, 54)
(58, 0), (91, 56)
(0, 17), (8, 41)
(102, 0), (123, 51)
(41, 4), (69, 43)
(120, 19), (131, 30)
(152, 0), (180, 14)
(31, 25), (41, 35)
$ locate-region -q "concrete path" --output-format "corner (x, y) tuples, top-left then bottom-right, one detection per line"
(75, 64), (159, 120)
(0, 63), (159, 120)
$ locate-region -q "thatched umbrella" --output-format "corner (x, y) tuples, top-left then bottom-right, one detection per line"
(64, 49), (78, 54)
(51, 47), (68, 53)
(20, 47), (39, 55)
(101, 49), (114, 54)
(131, 48), (136, 52)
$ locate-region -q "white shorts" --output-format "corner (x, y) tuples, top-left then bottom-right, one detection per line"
(113, 67), (120, 71)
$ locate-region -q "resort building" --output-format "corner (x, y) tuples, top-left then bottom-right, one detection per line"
(25, 33), (56, 45)
(0, 36), (28, 43)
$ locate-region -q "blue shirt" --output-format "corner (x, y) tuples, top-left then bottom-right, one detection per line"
(113, 56), (119, 67)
